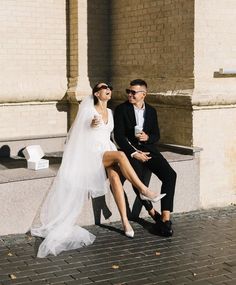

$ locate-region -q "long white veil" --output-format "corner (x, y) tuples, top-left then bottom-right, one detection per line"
(31, 95), (109, 258)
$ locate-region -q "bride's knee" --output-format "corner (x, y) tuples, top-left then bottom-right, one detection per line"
(117, 151), (127, 162)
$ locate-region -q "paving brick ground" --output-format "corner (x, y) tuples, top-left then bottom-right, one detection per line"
(0, 206), (236, 285)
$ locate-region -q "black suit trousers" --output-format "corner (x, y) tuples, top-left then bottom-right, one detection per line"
(129, 151), (177, 213)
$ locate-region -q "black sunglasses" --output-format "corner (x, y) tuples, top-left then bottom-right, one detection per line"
(125, 89), (145, 96)
(96, 84), (113, 92)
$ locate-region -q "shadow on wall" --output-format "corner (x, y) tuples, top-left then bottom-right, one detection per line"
(87, 0), (111, 87)
(56, 96), (70, 131)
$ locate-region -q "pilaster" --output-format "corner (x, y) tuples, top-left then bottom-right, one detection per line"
(67, 0), (91, 102)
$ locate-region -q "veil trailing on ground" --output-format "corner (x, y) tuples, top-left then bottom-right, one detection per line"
(31, 95), (109, 258)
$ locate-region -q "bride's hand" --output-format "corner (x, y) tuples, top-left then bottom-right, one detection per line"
(91, 115), (101, 128)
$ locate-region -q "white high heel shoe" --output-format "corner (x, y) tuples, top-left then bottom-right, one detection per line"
(125, 229), (134, 238)
(140, 193), (166, 203)
(123, 223), (134, 238)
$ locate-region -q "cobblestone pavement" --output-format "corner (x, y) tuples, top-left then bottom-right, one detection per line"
(0, 206), (236, 285)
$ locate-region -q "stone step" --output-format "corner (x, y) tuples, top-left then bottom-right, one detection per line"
(0, 146), (201, 235)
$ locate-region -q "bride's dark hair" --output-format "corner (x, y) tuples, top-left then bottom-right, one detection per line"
(92, 83), (100, 105)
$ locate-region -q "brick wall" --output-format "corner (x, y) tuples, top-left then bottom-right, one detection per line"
(0, 0), (67, 102)
(87, 0), (111, 86)
(109, 0), (194, 146)
(0, 0), (67, 140)
(155, 102), (192, 146)
(110, 0), (194, 92)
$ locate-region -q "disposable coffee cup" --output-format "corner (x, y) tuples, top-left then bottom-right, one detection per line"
(94, 114), (102, 126)
(134, 125), (143, 137)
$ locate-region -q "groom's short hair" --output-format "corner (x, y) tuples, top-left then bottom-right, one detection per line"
(130, 79), (147, 88)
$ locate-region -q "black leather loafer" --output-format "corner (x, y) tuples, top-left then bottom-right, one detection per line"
(154, 219), (173, 237)
(159, 220), (173, 237)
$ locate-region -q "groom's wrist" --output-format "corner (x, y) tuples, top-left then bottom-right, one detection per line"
(131, 151), (138, 158)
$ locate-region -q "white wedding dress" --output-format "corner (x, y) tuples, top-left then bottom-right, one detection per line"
(31, 95), (116, 258)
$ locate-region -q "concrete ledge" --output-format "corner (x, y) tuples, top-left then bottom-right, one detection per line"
(0, 149), (201, 235)
(158, 143), (203, 155)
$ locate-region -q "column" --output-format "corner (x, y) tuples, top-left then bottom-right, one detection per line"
(67, 0), (91, 102)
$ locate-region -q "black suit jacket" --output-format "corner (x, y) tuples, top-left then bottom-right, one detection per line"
(114, 100), (160, 157)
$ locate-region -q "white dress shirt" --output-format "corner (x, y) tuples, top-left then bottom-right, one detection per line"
(134, 104), (145, 128)
(131, 104), (145, 157)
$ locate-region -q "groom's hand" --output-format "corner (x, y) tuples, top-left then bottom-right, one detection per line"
(136, 131), (149, 142)
(133, 151), (151, 162)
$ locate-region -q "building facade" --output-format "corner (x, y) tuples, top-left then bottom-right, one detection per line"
(0, 0), (235, 209)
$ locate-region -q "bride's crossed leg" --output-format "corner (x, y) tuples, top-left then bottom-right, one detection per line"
(103, 150), (159, 200)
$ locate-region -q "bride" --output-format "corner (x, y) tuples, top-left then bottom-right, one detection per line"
(31, 82), (165, 258)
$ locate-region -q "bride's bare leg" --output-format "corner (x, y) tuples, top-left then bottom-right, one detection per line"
(106, 166), (133, 235)
(103, 151), (157, 200)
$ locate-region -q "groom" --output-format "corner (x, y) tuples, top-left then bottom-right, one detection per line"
(113, 79), (177, 237)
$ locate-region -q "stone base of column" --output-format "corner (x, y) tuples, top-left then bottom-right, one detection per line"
(67, 76), (91, 100)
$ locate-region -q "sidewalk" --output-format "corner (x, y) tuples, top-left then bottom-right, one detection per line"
(0, 206), (235, 285)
